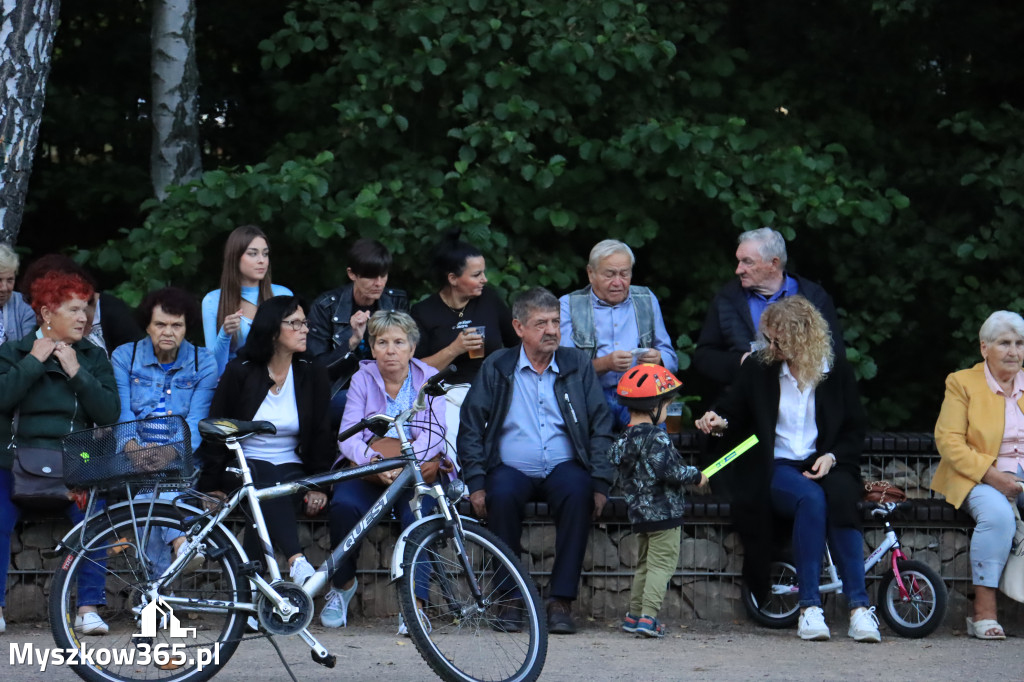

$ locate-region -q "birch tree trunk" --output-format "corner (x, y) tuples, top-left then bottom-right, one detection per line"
(151, 0), (201, 199)
(0, 0), (61, 245)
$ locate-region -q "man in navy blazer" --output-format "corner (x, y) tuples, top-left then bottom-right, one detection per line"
(694, 227), (844, 390)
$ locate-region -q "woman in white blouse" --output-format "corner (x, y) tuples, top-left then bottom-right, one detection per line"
(197, 295), (333, 587)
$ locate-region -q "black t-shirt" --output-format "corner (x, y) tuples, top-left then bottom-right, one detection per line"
(411, 286), (518, 384)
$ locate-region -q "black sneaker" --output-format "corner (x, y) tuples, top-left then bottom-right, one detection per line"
(546, 598), (576, 635)
(491, 598), (525, 633)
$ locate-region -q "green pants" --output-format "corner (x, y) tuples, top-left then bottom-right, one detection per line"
(628, 527), (681, 618)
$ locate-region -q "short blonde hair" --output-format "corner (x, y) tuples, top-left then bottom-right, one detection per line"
(756, 296), (833, 390)
(367, 310), (420, 347)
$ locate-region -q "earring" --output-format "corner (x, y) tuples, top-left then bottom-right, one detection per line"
(46, 324), (52, 331)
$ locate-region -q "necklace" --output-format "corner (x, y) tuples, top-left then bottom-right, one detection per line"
(268, 367), (288, 394)
(440, 291), (468, 319)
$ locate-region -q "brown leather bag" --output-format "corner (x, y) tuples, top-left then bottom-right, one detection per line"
(863, 480), (907, 503)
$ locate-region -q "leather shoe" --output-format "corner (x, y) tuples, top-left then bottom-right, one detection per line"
(546, 598), (576, 635)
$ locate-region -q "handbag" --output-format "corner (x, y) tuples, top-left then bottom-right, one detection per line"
(863, 480), (907, 504)
(998, 505), (1024, 603)
(8, 407), (71, 510)
(10, 445), (71, 510)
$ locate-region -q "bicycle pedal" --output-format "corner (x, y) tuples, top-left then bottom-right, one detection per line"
(311, 651), (336, 669)
(238, 561), (264, 577)
(205, 546), (228, 561)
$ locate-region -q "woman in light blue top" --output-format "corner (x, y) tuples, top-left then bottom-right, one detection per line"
(202, 225), (292, 374)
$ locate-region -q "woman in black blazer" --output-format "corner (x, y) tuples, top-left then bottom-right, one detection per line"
(696, 296), (878, 643)
(197, 296), (334, 587)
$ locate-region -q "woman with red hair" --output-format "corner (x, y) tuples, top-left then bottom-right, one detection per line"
(0, 271), (119, 634)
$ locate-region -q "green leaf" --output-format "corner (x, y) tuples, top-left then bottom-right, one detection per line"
(549, 210), (571, 227)
(427, 58), (446, 76)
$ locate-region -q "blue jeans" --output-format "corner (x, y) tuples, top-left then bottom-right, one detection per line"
(1, 468), (106, 608)
(328, 477), (435, 600)
(770, 462), (869, 609)
(961, 466), (1024, 587)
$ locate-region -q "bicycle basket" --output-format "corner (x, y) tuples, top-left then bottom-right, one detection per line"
(62, 415), (194, 489)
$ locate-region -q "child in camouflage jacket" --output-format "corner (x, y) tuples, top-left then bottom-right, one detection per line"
(609, 365), (706, 637)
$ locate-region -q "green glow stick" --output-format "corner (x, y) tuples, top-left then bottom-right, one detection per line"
(701, 434), (759, 478)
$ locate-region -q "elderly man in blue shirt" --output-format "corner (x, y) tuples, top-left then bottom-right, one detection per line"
(559, 239), (678, 429)
(459, 287), (614, 635)
(694, 227), (844, 393)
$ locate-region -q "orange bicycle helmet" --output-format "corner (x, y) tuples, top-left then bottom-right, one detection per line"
(616, 364), (682, 411)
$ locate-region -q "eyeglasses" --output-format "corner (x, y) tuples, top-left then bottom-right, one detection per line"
(282, 319), (309, 331)
(762, 333), (781, 348)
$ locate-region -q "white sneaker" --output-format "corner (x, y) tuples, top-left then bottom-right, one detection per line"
(397, 609), (431, 637)
(797, 606), (830, 641)
(848, 606), (882, 643)
(288, 556), (315, 585)
(320, 579), (358, 628)
(75, 612), (110, 635)
(0, 615), (6, 633)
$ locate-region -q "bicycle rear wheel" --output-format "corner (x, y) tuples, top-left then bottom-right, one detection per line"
(877, 559), (947, 638)
(740, 561), (801, 628)
(48, 502), (250, 682)
(397, 518), (547, 682)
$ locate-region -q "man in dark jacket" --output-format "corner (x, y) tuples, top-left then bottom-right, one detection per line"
(458, 287), (614, 635)
(694, 227), (844, 390)
(307, 239), (408, 425)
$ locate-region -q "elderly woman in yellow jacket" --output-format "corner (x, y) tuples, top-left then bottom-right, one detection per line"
(932, 310), (1024, 640)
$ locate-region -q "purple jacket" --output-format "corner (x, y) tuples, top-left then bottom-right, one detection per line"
(336, 358), (451, 478)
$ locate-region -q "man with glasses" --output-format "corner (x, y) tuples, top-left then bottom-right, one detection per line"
(694, 227), (844, 392)
(559, 239), (677, 429)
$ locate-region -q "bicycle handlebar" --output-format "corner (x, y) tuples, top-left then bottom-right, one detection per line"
(336, 364), (456, 450)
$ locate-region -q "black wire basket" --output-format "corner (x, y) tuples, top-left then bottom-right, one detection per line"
(62, 415), (194, 489)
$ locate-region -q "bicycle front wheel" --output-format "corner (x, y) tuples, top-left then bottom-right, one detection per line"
(48, 502), (250, 682)
(397, 518), (547, 682)
(740, 560), (801, 628)
(877, 559), (947, 638)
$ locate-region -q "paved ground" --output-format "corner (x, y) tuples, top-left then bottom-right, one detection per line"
(3, 617), (1019, 681)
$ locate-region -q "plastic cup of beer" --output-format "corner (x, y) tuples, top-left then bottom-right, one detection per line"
(467, 327), (486, 359)
(665, 402), (683, 434)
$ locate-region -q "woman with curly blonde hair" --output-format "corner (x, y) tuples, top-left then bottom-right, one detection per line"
(696, 296), (878, 643)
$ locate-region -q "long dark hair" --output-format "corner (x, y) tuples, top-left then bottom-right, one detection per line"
(216, 225), (276, 338)
(239, 295), (305, 364)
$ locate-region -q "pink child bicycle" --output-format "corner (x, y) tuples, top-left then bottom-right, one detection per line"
(741, 500), (948, 638)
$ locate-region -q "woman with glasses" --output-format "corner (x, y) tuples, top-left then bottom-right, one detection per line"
(197, 295), (332, 589)
(695, 295), (879, 643)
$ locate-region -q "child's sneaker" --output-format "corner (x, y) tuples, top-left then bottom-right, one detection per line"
(848, 606), (881, 643)
(798, 605), (831, 641)
(621, 612), (640, 633)
(635, 614), (665, 638)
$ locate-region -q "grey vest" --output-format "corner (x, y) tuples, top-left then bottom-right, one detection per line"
(567, 286), (655, 359)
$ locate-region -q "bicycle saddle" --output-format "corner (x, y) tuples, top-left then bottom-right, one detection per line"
(199, 418), (277, 442)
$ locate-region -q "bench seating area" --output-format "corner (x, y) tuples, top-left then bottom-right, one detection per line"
(7, 431), (1022, 629)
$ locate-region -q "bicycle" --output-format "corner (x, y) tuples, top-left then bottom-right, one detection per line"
(47, 367), (548, 682)
(740, 501), (948, 638)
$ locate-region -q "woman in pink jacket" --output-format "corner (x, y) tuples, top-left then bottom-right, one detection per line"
(324, 311), (450, 633)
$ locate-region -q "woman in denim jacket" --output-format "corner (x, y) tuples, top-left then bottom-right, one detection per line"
(111, 287), (218, 574)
